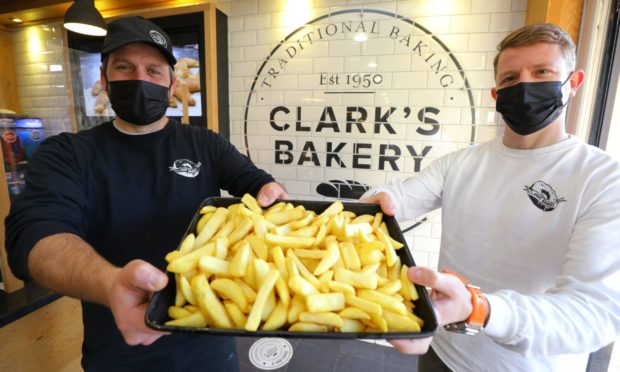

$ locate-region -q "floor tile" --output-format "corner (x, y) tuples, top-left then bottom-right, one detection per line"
(297, 338), (342, 350)
(381, 363), (416, 372)
(240, 360), (288, 372)
(335, 353), (384, 372)
(339, 339), (385, 363)
(236, 337), (260, 366)
(284, 340), (339, 372)
(384, 346), (419, 369)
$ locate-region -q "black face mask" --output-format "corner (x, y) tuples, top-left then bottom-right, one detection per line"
(107, 80), (170, 125)
(496, 74), (572, 135)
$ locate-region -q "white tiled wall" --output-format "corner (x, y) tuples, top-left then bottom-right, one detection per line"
(7, 1), (526, 271)
(224, 0), (525, 270)
(11, 22), (73, 136)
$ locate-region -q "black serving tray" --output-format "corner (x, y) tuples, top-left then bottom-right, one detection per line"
(146, 197), (438, 339)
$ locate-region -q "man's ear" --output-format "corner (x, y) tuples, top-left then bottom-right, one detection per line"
(569, 69), (585, 97)
(170, 76), (177, 99)
(100, 65), (107, 92)
(491, 87), (497, 101)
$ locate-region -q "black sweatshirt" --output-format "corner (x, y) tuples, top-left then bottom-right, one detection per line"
(5, 119), (274, 367)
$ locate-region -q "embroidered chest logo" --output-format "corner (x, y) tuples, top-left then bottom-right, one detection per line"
(169, 159), (201, 178)
(524, 181), (566, 212)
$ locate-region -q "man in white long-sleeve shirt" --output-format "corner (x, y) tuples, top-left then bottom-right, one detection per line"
(363, 23), (620, 371)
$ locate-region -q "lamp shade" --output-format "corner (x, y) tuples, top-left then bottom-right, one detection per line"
(63, 0), (107, 36)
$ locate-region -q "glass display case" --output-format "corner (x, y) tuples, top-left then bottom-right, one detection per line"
(0, 114), (45, 292)
(1, 116), (45, 201)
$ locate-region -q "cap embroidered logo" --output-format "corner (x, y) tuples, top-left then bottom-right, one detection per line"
(149, 30), (167, 47)
(100, 17), (177, 67)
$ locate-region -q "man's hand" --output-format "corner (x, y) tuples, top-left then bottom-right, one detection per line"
(27, 235), (171, 346)
(360, 192), (473, 354)
(107, 260), (170, 345)
(389, 267), (472, 354)
(257, 181), (289, 207)
(359, 192), (396, 216)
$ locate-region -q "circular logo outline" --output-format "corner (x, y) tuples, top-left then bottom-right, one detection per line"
(248, 338), (294, 370)
(243, 8), (477, 159)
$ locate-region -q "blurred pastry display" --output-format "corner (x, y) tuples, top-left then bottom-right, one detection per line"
(89, 57), (200, 114)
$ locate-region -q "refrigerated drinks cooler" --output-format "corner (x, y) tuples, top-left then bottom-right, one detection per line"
(0, 116), (45, 200)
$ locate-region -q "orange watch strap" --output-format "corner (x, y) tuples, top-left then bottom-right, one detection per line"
(467, 286), (489, 326)
(442, 269), (489, 328)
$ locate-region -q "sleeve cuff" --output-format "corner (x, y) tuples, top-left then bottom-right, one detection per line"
(483, 293), (513, 339)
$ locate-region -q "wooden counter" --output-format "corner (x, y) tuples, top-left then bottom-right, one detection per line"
(0, 283), (83, 371)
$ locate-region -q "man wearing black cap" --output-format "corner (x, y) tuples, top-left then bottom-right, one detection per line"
(100, 15), (179, 130)
(5, 16), (287, 371)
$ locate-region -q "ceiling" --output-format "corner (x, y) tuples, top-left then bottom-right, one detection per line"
(0, 0), (200, 28)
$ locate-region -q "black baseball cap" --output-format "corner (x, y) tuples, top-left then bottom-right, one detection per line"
(101, 16), (177, 66)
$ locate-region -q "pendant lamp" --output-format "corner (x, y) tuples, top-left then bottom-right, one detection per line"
(63, 0), (107, 36)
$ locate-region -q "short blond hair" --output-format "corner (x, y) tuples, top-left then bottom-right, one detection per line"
(493, 23), (576, 76)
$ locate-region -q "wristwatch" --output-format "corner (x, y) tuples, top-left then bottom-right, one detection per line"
(442, 270), (490, 335)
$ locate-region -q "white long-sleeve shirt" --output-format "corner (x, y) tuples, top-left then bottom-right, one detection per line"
(369, 136), (620, 371)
